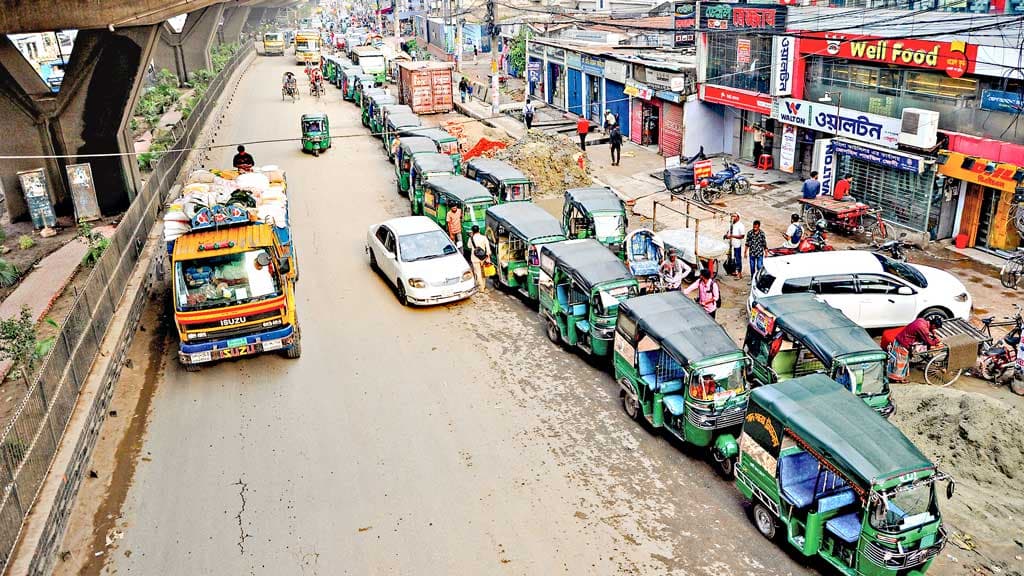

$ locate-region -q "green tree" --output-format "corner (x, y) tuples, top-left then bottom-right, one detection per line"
(509, 28), (529, 78)
(0, 306), (39, 388)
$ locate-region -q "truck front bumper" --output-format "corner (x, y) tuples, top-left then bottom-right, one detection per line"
(179, 325), (295, 365)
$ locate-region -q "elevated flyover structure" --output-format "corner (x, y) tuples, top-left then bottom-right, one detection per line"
(0, 0), (295, 222)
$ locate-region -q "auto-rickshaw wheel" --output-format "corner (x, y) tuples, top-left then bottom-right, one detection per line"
(545, 317), (560, 344)
(752, 502), (777, 540)
(313, 148), (319, 157)
(715, 452), (736, 479)
(619, 382), (640, 421)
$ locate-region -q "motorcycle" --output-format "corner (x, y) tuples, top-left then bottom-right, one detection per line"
(766, 221), (834, 257)
(696, 162), (750, 205)
(976, 305), (1023, 389)
(872, 232), (914, 262)
(662, 147), (707, 197)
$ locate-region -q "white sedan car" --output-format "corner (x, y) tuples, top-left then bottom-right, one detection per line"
(749, 250), (972, 329)
(366, 216), (476, 306)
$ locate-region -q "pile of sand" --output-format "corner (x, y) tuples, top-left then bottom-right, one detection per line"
(891, 385), (1024, 569)
(495, 130), (591, 198)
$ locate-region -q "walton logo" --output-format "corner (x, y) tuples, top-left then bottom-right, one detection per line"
(785, 101), (801, 115)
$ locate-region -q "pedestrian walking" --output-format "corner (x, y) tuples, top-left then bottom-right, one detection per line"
(523, 98), (536, 130)
(473, 45), (479, 62)
(577, 116), (590, 151)
(609, 125), (623, 166)
(723, 213), (746, 278)
(446, 204), (463, 248)
(469, 225), (490, 294)
(684, 268), (721, 319)
(744, 219), (767, 275)
(458, 77), (469, 103)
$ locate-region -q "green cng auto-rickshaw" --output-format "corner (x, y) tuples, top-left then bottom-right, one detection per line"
(538, 239), (638, 357)
(394, 137), (440, 196)
(360, 88), (389, 127)
(409, 153), (455, 215)
(743, 294), (895, 417)
(373, 103), (410, 135)
(322, 55), (341, 84)
(614, 291), (750, 476)
(736, 375), (952, 576)
(562, 187), (628, 257)
(366, 93), (396, 135)
(340, 65), (362, 98)
(466, 158), (534, 203)
(352, 74), (376, 106)
(421, 175), (494, 249)
(383, 113), (423, 161)
(485, 203), (566, 300)
(412, 127), (462, 174)
(300, 113), (330, 156)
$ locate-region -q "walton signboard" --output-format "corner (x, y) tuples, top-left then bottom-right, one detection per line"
(772, 97), (901, 149)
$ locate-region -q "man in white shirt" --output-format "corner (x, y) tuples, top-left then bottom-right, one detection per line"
(783, 213), (803, 248)
(723, 213), (746, 278)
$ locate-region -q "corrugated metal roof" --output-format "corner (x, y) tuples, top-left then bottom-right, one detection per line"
(173, 224), (276, 261)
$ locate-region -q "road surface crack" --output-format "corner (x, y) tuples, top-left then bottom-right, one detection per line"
(232, 478), (252, 555)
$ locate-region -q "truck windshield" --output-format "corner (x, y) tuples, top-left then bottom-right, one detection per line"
(690, 360), (747, 402)
(175, 250), (281, 312)
(593, 213), (625, 239)
(870, 481), (937, 533)
(265, 34), (282, 41)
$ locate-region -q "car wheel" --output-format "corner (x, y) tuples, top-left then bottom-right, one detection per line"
(369, 249), (379, 272)
(753, 502), (777, 540)
(920, 307), (951, 323)
(396, 280), (409, 306)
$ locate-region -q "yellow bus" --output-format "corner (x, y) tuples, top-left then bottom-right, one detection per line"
(294, 29), (321, 64)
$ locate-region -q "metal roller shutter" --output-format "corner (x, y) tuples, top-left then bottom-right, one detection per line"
(567, 68), (582, 115)
(605, 80), (630, 138)
(660, 102), (683, 158)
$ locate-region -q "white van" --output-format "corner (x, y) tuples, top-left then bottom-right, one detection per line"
(749, 251), (971, 329)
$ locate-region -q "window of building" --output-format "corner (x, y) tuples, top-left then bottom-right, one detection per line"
(905, 70), (978, 100)
(811, 57), (978, 103)
(705, 33), (772, 94)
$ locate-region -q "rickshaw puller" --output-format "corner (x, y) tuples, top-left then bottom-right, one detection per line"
(887, 316), (943, 383)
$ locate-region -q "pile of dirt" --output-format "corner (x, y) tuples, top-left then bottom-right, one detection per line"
(891, 385), (1024, 569)
(495, 130), (591, 197)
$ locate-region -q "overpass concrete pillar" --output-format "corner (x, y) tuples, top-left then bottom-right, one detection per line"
(222, 7), (251, 44)
(153, 4), (225, 85)
(0, 26), (157, 221)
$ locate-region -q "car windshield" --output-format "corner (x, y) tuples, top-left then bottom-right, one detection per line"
(838, 359), (888, 397)
(870, 480), (937, 533)
(873, 253), (927, 288)
(754, 268), (776, 293)
(174, 250), (281, 312)
(690, 360), (748, 403)
(266, 34), (282, 41)
(593, 213), (625, 239)
(399, 230), (457, 262)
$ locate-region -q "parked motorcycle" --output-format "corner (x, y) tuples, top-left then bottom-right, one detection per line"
(663, 147), (707, 196)
(766, 220), (833, 257)
(976, 305), (1023, 390)
(696, 162), (750, 204)
(872, 233), (914, 262)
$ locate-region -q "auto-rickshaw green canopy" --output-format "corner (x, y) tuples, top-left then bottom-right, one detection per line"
(619, 292), (740, 367)
(398, 137), (438, 156)
(566, 187), (624, 213)
(750, 375), (933, 492)
(413, 152), (454, 174)
(424, 174), (491, 203)
(487, 203), (563, 242)
(468, 158), (530, 183)
(541, 239), (632, 292)
(754, 294), (884, 366)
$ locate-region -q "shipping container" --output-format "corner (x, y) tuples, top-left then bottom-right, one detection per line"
(398, 61), (454, 115)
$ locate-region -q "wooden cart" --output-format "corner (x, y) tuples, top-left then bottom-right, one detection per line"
(799, 196), (889, 239)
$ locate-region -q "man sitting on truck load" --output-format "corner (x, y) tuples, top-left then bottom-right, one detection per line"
(233, 145), (255, 171)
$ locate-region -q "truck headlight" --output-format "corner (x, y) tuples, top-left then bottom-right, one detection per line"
(954, 292), (969, 302)
(408, 278), (427, 289)
(462, 270), (473, 281)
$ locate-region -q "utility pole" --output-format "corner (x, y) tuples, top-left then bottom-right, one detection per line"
(393, 0), (401, 40)
(487, 0), (499, 115)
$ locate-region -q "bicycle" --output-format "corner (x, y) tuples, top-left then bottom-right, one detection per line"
(1000, 248), (1023, 289)
(909, 345), (963, 387)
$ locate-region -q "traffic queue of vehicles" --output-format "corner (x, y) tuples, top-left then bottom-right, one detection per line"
(314, 53), (957, 576)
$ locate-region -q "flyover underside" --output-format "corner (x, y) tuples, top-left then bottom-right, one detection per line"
(0, 27), (156, 221)
(0, 0), (226, 34)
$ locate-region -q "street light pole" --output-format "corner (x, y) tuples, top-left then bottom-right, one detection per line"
(488, 0), (499, 115)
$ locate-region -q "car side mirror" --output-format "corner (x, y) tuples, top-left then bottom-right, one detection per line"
(385, 251), (396, 260)
(897, 286), (913, 296)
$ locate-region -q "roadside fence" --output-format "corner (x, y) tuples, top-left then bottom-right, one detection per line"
(0, 43), (255, 575)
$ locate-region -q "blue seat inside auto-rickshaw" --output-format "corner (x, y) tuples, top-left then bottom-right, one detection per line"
(663, 395), (686, 415)
(826, 513), (863, 543)
(817, 488), (856, 513)
(779, 451), (849, 508)
(630, 260), (660, 276)
(571, 303), (587, 317)
(556, 285), (568, 308)
(638, 351), (683, 393)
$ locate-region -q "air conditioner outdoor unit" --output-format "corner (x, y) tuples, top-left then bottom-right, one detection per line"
(899, 108), (939, 149)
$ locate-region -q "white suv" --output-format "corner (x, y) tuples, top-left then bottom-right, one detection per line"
(749, 251), (971, 329)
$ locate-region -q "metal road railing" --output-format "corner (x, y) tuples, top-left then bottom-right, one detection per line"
(0, 43), (256, 575)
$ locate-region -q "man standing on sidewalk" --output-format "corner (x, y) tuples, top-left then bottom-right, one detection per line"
(523, 98), (535, 130)
(577, 116), (589, 150)
(723, 213), (746, 278)
(609, 124), (622, 166)
(744, 219), (767, 275)
(458, 77), (469, 103)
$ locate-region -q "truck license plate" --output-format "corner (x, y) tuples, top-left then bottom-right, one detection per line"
(262, 339), (283, 351)
(227, 338), (248, 348)
(191, 351), (212, 363)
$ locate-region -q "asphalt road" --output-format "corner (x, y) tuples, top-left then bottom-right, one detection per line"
(104, 55), (818, 575)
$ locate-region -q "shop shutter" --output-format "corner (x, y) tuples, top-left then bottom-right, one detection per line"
(660, 102), (683, 157)
(605, 80), (629, 138)
(567, 68), (582, 115)
(990, 187), (1021, 250)
(630, 100), (642, 145)
(959, 184), (984, 245)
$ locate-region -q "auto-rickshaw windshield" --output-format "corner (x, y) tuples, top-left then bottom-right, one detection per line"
(593, 213), (625, 238)
(440, 141), (458, 154)
(505, 183), (531, 201)
(304, 120), (324, 132)
(595, 285), (636, 317)
(174, 250), (281, 312)
(870, 480), (937, 533)
(840, 360), (887, 396)
(690, 360), (747, 402)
